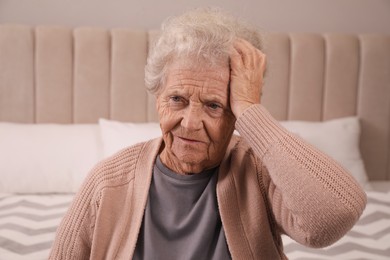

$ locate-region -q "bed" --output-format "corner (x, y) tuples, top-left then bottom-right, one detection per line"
(0, 25), (389, 259)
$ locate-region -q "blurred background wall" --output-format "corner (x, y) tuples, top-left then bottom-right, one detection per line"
(0, 0), (389, 33)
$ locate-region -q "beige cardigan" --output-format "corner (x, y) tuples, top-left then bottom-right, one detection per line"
(49, 105), (367, 260)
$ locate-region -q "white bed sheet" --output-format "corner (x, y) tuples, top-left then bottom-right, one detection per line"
(0, 194), (73, 260)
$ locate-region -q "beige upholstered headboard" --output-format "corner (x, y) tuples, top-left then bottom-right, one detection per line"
(0, 25), (389, 181)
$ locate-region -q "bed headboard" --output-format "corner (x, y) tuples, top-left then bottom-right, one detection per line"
(0, 25), (389, 181)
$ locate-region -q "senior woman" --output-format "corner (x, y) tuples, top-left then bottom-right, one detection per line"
(50, 8), (366, 260)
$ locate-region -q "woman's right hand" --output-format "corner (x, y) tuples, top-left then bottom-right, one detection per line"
(229, 38), (267, 118)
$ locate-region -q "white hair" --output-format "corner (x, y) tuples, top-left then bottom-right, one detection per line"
(145, 8), (264, 94)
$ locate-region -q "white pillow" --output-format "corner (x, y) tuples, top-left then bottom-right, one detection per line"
(99, 119), (162, 157)
(0, 123), (103, 193)
(280, 117), (368, 187)
(98, 117), (368, 187)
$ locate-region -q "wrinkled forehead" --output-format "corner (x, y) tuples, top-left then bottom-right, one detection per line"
(166, 59), (230, 86)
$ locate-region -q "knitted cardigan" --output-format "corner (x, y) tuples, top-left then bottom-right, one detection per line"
(49, 105), (367, 260)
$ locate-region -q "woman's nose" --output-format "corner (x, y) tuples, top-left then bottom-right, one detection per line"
(181, 104), (203, 130)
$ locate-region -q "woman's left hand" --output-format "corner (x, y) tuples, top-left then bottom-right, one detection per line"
(229, 38), (267, 118)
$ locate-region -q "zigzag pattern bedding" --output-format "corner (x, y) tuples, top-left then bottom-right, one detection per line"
(0, 191), (389, 260)
(0, 194), (73, 260)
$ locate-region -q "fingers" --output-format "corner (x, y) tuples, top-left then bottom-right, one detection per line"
(229, 45), (244, 70)
(228, 38), (267, 117)
(232, 38), (266, 70)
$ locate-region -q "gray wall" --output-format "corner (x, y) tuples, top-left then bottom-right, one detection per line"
(1, 0), (389, 33)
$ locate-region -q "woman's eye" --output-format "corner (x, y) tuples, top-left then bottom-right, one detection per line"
(169, 96), (187, 107)
(206, 102), (224, 117)
(170, 96), (182, 102)
(208, 103), (221, 110)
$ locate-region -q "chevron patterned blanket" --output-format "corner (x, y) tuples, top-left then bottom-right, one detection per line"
(0, 191), (389, 260)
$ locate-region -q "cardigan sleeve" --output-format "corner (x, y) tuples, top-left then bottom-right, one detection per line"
(48, 164), (102, 260)
(235, 104), (367, 248)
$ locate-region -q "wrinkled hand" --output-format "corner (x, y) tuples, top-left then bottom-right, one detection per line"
(229, 38), (267, 118)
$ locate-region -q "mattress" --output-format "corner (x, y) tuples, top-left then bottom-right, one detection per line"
(0, 194), (73, 260)
(0, 186), (389, 260)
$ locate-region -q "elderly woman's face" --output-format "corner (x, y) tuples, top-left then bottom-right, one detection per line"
(157, 62), (236, 174)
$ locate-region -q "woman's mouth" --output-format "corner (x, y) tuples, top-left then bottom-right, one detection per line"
(179, 137), (201, 143)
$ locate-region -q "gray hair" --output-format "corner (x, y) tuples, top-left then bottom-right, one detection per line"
(145, 8), (264, 94)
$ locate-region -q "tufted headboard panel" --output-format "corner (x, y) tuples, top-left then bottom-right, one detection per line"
(0, 25), (389, 180)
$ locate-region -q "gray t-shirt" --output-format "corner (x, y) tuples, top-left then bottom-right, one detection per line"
(133, 156), (231, 260)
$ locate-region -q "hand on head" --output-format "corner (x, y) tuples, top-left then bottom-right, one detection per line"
(229, 38), (267, 118)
